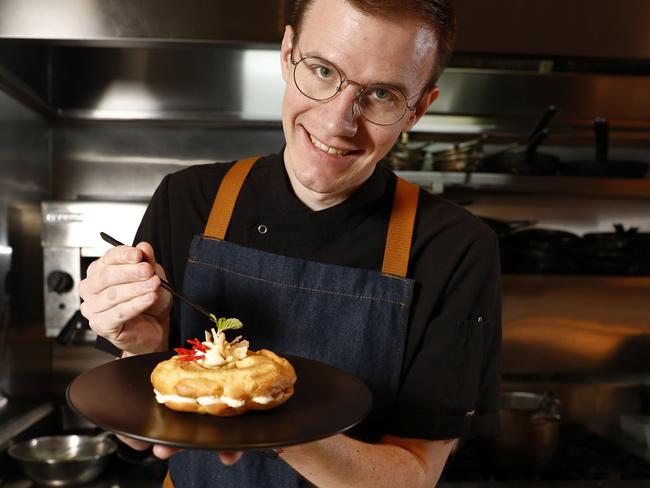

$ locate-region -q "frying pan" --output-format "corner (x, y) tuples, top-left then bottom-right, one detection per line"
(481, 106), (560, 175)
(431, 137), (485, 172)
(559, 118), (649, 178)
(505, 228), (582, 275)
(479, 216), (537, 239)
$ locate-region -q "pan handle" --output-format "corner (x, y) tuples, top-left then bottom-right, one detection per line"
(525, 128), (549, 159)
(595, 117), (609, 163)
(528, 105), (557, 142)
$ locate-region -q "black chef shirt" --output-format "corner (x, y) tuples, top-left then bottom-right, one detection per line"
(131, 151), (501, 440)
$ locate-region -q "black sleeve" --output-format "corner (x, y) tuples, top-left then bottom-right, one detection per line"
(388, 228), (502, 440)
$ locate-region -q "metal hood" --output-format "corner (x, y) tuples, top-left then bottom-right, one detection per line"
(0, 0), (289, 46)
(1, 0), (650, 139)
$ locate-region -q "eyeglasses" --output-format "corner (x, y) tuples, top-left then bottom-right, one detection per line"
(290, 47), (417, 126)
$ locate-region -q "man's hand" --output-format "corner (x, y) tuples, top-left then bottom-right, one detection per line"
(153, 445), (242, 465)
(78, 242), (171, 355)
(120, 439), (244, 466)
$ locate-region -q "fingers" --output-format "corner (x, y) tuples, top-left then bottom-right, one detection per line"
(80, 259), (154, 297)
(81, 275), (161, 315)
(153, 444), (181, 460)
(78, 241), (171, 353)
(218, 451), (244, 465)
(136, 241), (168, 280)
(80, 286), (160, 341)
(116, 434), (151, 451)
(148, 446), (244, 464)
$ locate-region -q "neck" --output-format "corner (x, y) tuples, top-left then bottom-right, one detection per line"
(285, 168), (354, 211)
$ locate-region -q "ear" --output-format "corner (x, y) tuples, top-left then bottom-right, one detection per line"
(403, 85), (440, 131)
(280, 25), (295, 82)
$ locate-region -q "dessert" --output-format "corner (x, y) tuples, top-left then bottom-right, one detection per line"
(151, 319), (296, 416)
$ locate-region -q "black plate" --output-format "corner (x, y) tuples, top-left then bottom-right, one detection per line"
(67, 352), (372, 451)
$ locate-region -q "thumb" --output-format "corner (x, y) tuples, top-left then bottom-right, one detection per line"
(135, 241), (167, 280)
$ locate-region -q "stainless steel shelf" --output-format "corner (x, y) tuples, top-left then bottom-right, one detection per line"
(396, 171), (650, 197)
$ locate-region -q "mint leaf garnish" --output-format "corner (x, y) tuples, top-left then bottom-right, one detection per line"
(216, 317), (243, 333)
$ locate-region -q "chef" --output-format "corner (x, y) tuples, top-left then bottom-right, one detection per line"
(78, 0), (501, 486)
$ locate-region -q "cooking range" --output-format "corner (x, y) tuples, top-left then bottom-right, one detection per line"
(42, 201), (147, 339)
(440, 423), (650, 486)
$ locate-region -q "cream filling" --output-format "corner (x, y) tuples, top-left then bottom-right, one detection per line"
(154, 389), (273, 407)
(310, 134), (348, 156)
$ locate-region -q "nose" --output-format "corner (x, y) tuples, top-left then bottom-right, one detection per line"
(320, 83), (360, 137)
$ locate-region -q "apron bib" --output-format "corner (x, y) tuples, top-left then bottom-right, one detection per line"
(168, 157), (419, 487)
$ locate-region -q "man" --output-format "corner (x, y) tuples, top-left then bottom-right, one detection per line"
(79, 0), (501, 486)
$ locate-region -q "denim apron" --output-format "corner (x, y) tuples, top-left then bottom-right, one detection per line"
(167, 157), (419, 487)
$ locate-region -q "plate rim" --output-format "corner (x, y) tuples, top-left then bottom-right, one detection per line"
(67, 351), (373, 450)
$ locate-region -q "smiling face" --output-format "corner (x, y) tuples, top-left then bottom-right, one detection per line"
(280, 0), (440, 210)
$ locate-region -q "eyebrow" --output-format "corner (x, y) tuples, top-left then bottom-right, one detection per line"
(296, 46), (412, 96)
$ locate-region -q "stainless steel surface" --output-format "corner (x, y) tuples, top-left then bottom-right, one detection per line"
(52, 124), (284, 200)
(52, 46), (286, 122)
(0, 0), (289, 44)
(0, 91), (50, 203)
(1, 0), (649, 61)
(0, 88), (50, 401)
(398, 171), (650, 198)
(40, 47), (650, 133)
(432, 70), (650, 127)
(0, 5), (650, 135)
(41, 201), (147, 336)
(0, 402), (54, 451)
(454, 0), (650, 60)
(8, 434), (118, 487)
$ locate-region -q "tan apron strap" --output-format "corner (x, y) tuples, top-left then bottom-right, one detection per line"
(163, 469), (175, 488)
(204, 157), (259, 238)
(382, 177), (419, 277)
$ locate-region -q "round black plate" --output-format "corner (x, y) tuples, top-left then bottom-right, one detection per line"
(67, 352), (372, 450)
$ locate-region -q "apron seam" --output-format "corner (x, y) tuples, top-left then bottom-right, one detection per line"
(188, 257), (411, 308)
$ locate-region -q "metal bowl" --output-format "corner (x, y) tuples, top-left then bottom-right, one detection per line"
(8, 434), (118, 486)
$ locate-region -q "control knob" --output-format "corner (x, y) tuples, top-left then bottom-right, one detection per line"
(47, 271), (74, 294)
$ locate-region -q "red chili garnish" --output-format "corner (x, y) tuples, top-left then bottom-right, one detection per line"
(187, 338), (208, 352)
(174, 347), (194, 355)
(174, 337), (210, 361)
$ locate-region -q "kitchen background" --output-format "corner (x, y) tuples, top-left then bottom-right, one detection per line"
(1, 0), (649, 486)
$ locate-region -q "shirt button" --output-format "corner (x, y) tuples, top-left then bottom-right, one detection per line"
(257, 224), (268, 235)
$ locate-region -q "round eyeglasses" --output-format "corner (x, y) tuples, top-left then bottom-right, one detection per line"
(290, 54), (416, 126)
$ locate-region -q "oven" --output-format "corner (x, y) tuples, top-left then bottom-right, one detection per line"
(41, 201), (148, 340)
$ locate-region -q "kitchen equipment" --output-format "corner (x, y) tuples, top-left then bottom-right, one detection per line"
(42, 201), (147, 338)
(8, 434), (118, 486)
(619, 415), (650, 446)
(559, 118), (650, 178)
(478, 217), (537, 239)
(431, 137), (485, 172)
(505, 228), (582, 274)
(481, 105), (560, 175)
(100, 232), (216, 322)
(497, 391), (561, 474)
(383, 132), (425, 171)
(577, 223), (650, 275)
(442, 421), (650, 483)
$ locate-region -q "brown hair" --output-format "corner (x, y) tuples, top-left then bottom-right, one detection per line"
(290, 0), (456, 88)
